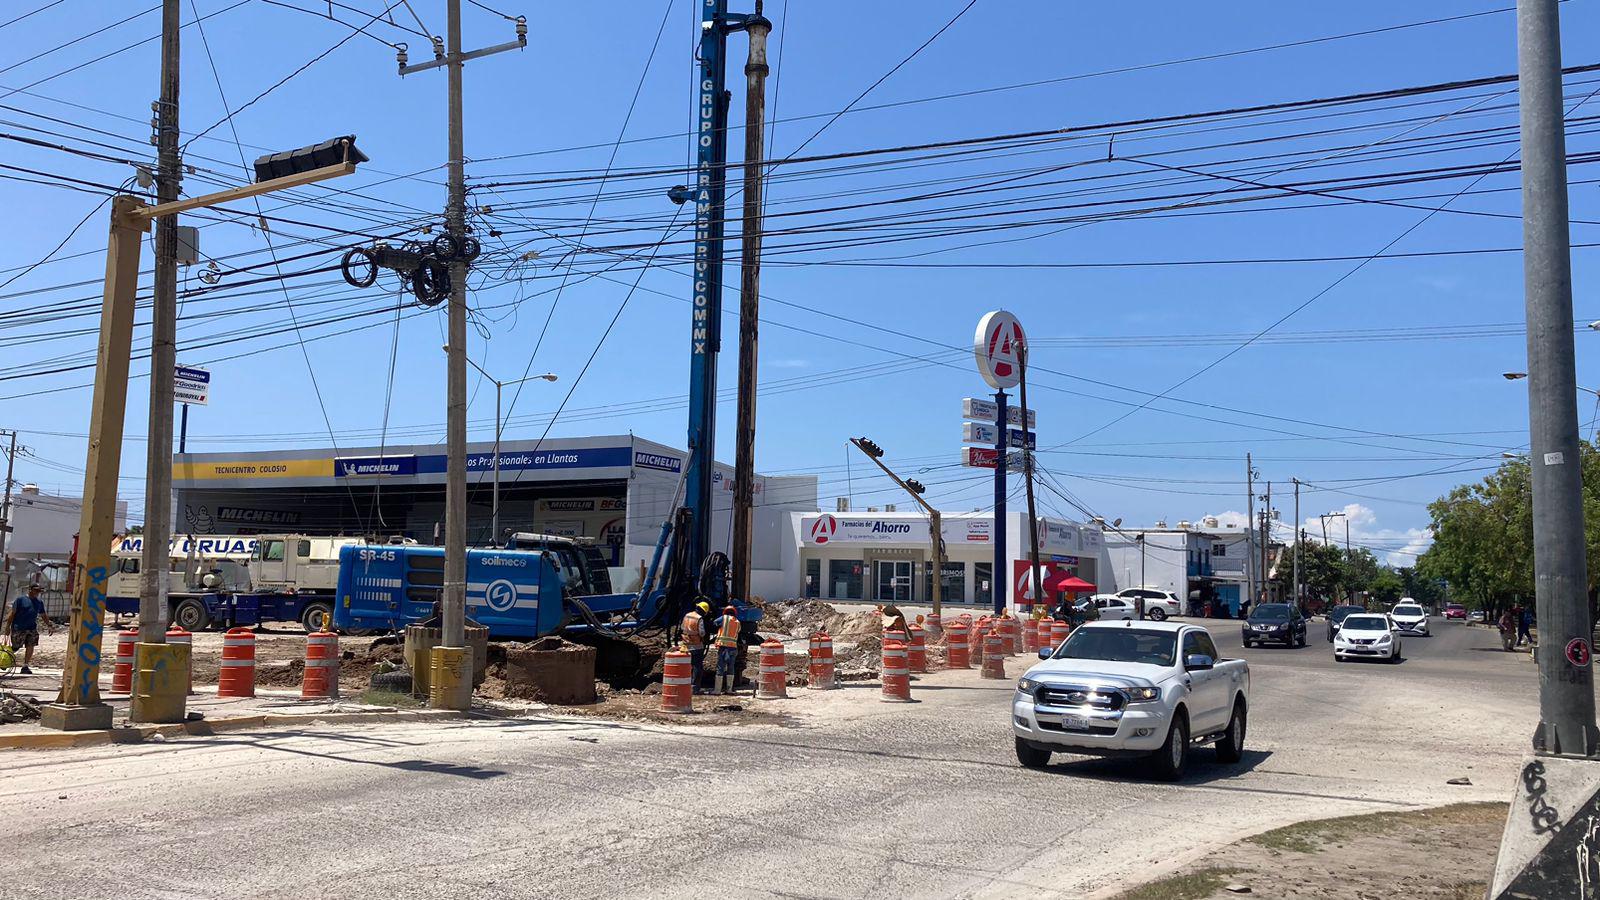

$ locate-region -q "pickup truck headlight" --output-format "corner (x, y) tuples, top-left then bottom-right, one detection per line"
(1124, 686), (1160, 703)
(1017, 677), (1043, 694)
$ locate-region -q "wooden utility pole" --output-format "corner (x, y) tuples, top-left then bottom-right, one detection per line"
(730, 11), (771, 604)
(137, 0), (181, 648)
(849, 438), (945, 617)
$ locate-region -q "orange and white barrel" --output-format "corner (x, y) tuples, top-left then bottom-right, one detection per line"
(218, 628), (256, 698)
(111, 628), (138, 694)
(972, 621), (989, 665)
(1052, 619), (1072, 648)
(165, 626), (193, 695)
(808, 629), (836, 689)
(881, 639), (912, 702)
(301, 630), (340, 700)
(925, 613), (943, 640)
(981, 631), (1007, 679)
(907, 624), (928, 673)
(1023, 618), (1039, 653)
(1000, 616), (1017, 656)
(661, 649), (694, 713)
(946, 621), (971, 668)
(756, 639), (788, 700)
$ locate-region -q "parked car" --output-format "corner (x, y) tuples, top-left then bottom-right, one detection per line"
(1326, 604), (1367, 642)
(1089, 595), (1137, 621)
(1443, 603), (1467, 620)
(1013, 621), (1249, 780)
(1242, 602), (1308, 648)
(1389, 601), (1430, 636)
(1112, 588), (1184, 621)
(1468, 609), (1487, 624)
(1334, 613), (1402, 663)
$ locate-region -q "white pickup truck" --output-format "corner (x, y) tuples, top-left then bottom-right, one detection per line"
(1012, 620), (1249, 780)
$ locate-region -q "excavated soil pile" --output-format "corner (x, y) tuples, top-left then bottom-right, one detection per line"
(833, 634), (883, 680)
(834, 610), (884, 640)
(486, 636), (597, 705)
(757, 599), (846, 636)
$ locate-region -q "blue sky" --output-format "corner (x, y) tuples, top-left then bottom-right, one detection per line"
(3, 0), (1597, 565)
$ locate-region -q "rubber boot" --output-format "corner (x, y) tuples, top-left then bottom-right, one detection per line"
(711, 675), (723, 695)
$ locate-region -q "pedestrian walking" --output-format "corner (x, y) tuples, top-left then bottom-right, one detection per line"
(1517, 606), (1533, 647)
(711, 605), (742, 695)
(4, 584), (54, 675)
(681, 601), (711, 693)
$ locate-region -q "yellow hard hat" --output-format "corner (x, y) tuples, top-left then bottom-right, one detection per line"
(696, 602), (712, 615)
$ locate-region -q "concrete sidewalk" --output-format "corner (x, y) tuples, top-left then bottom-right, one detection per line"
(0, 666), (458, 750)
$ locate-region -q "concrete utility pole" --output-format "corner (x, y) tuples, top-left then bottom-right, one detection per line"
(730, 11), (771, 605)
(0, 430), (15, 603)
(1244, 454), (1255, 604)
(1512, 0), (1596, 759)
(399, 3), (525, 710)
(1292, 478), (1301, 609)
(1019, 343), (1043, 613)
(1262, 481), (1272, 602)
(137, 0), (181, 651)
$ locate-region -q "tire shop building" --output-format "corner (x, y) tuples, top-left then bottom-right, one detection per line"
(172, 434), (819, 593)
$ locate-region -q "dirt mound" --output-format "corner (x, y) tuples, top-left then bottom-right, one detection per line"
(835, 610), (883, 640)
(757, 599), (845, 635)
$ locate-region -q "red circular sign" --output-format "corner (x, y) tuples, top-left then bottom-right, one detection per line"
(974, 310), (1026, 390)
(1566, 637), (1592, 669)
(809, 514), (838, 545)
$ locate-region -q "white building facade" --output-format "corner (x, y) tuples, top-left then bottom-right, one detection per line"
(754, 510), (1104, 606)
(1103, 519), (1257, 616)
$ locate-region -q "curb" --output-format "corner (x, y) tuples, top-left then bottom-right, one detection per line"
(0, 707), (461, 751)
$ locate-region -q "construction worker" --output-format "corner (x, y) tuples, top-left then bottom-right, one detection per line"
(711, 605), (742, 694)
(681, 601), (711, 693)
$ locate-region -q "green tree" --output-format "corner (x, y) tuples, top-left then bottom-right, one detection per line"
(1368, 567), (1405, 605)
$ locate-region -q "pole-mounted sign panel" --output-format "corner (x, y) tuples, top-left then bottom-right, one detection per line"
(174, 365), (210, 406)
(974, 309), (1025, 390)
(962, 397), (1035, 428)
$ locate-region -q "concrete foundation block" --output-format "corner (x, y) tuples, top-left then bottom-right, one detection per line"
(1490, 753), (1600, 898)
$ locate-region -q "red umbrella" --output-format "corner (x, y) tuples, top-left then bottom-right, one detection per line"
(1044, 572), (1096, 593)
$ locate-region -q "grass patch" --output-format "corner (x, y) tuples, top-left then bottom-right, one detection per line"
(1246, 802), (1506, 854)
(1113, 867), (1245, 900)
(359, 688), (424, 708)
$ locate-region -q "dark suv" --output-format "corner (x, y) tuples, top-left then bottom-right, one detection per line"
(1326, 604), (1366, 642)
(1243, 603), (1307, 648)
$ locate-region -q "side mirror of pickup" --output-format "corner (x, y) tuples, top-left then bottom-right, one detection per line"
(1038, 645), (1054, 659)
(1184, 654), (1215, 671)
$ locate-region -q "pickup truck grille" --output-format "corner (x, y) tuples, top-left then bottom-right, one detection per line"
(1037, 718), (1118, 736)
(1036, 685), (1125, 711)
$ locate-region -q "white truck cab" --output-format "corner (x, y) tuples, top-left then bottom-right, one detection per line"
(250, 535), (367, 593)
(1012, 620), (1249, 780)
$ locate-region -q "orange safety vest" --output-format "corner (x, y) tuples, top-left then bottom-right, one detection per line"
(681, 611), (705, 649)
(715, 614), (742, 649)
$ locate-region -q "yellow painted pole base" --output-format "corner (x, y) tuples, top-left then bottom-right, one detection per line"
(129, 642), (190, 724)
(429, 645), (472, 711)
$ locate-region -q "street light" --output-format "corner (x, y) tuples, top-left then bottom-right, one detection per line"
(456, 348), (556, 544)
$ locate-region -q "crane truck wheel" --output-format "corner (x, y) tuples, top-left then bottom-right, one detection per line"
(173, 599), (211, 632)
(301, 602), (333, 634)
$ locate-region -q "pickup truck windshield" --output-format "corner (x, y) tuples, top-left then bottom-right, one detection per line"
(1053, 628), (1178, 666)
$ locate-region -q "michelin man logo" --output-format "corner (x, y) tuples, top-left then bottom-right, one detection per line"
(485, 579), (518, 613)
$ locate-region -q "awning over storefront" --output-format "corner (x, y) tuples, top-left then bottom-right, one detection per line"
(1044, 572), (1096, 593)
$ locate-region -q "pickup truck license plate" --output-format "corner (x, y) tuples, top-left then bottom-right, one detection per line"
(1062, 715), (1092, 731)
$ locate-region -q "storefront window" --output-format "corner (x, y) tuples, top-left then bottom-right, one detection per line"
(974, 562), (992, 607)
(804, 559), (820, 598)
(828, 559), (863, 600)
(926, 562), (966, 603)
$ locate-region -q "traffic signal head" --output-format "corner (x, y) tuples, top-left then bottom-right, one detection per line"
(855, 437), (883, 459)
(253, 136), (369, 183)
(906, 479), (926, 495)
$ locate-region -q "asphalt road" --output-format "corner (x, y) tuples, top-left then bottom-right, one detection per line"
(3, 619), (1549, 899)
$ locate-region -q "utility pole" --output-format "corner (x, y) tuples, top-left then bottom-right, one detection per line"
(850, 438), (944, 618)
(136, 0), (181, 660)
(1245, 454), (1255, 606)
(1292, 478), (1301, 609)
(730, 8), (771, 605)
(1019, 343), (1043, 614)
(1262, 482), (1272, 602)
(1511, 0), (1597, 761)
(399, 3), (525, 711)
(0, 431), (15, 604)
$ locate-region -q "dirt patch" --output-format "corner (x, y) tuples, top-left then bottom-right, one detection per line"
(485, 684), (796, 727)
(756, 598), (846, 635)
(1112, 801), (1508, 900)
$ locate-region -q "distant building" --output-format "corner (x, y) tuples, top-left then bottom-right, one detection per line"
(3, 484), (128, 563)
(1103, 517), (1257, 616)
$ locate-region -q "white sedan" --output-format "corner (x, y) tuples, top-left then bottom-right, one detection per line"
(1089, 595), (1137, 621)
(1389, 602), (1429, 636)
(1334, 614), (1402, 663)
